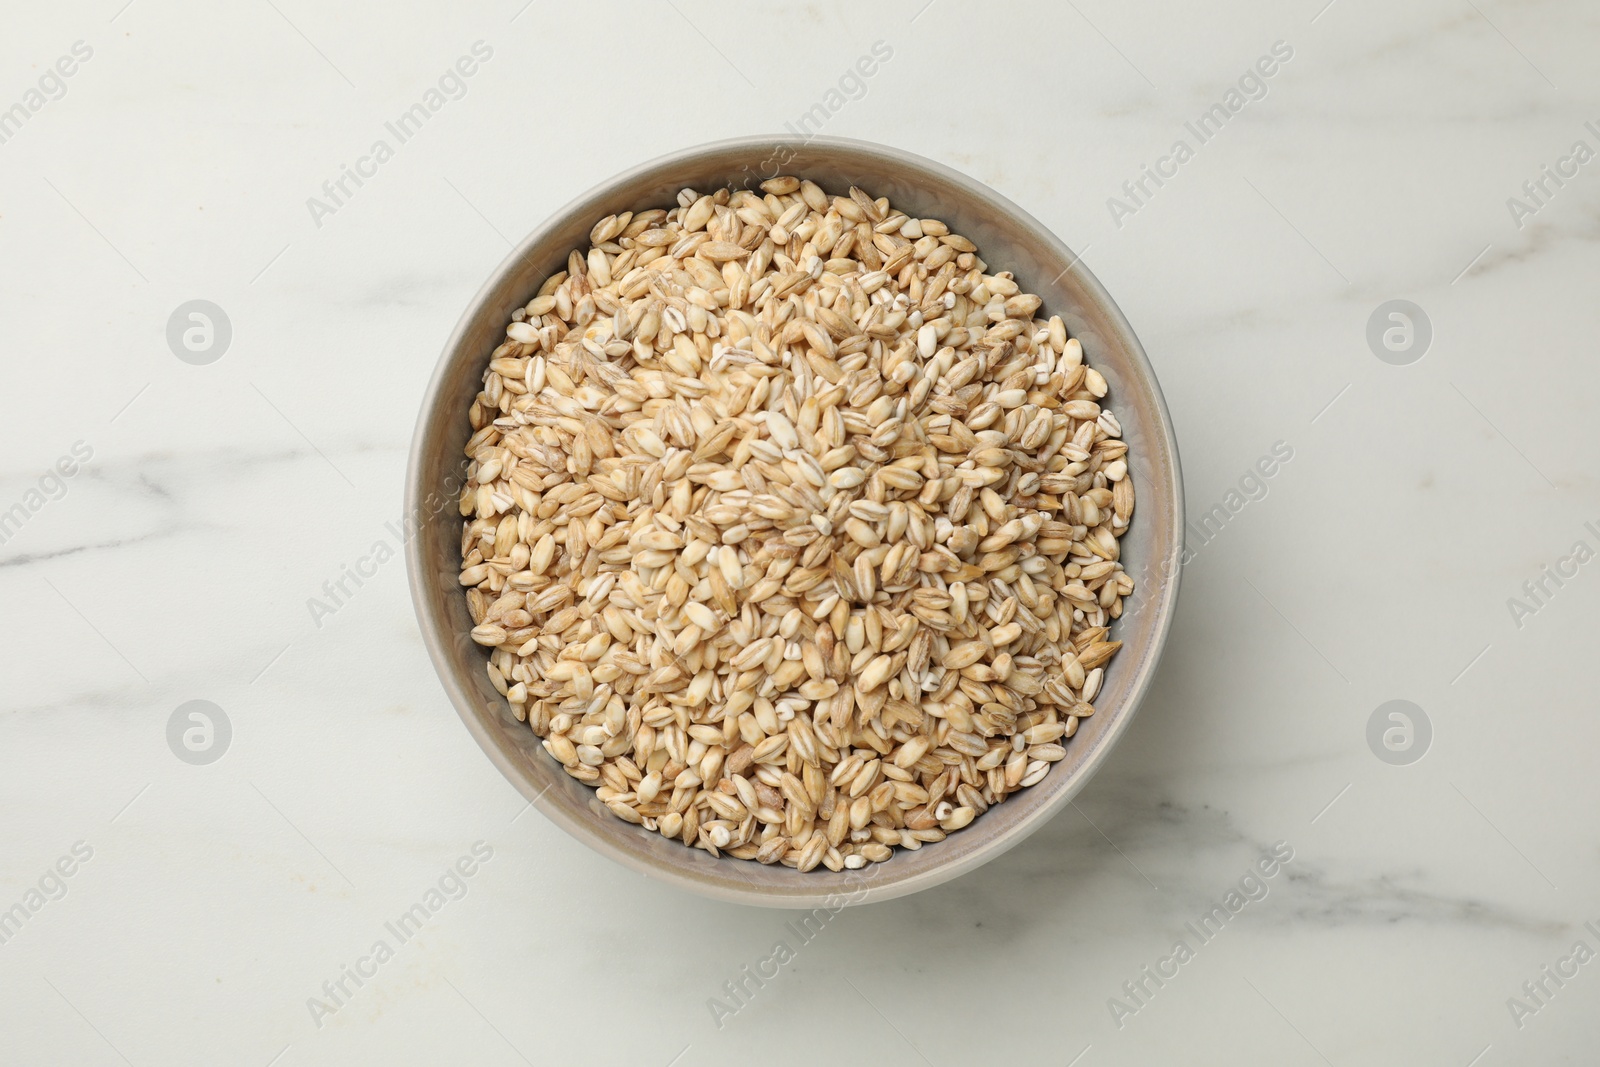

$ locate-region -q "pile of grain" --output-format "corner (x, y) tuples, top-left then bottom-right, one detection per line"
(459, 177), (1133, 871)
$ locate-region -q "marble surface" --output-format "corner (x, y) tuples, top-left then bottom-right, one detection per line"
(3, 0), (1598, 1063)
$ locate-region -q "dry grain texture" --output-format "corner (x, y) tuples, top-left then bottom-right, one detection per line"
(458, 180), (1136, 870)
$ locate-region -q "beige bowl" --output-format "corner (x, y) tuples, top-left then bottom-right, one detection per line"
(406, 137), (1183, 908)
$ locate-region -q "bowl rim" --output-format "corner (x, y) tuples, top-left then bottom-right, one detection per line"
(405, 134), (1183, 907)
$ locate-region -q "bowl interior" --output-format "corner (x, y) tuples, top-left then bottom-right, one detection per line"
(406, 136), (1182, 908)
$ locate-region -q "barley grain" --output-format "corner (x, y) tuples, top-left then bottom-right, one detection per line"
(457, 178), (1137, 871)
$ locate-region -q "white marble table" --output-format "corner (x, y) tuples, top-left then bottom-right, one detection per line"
(3, 1), (1597, 1063)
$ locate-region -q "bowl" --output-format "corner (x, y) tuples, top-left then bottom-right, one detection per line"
(406, 136), (1182, 908)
